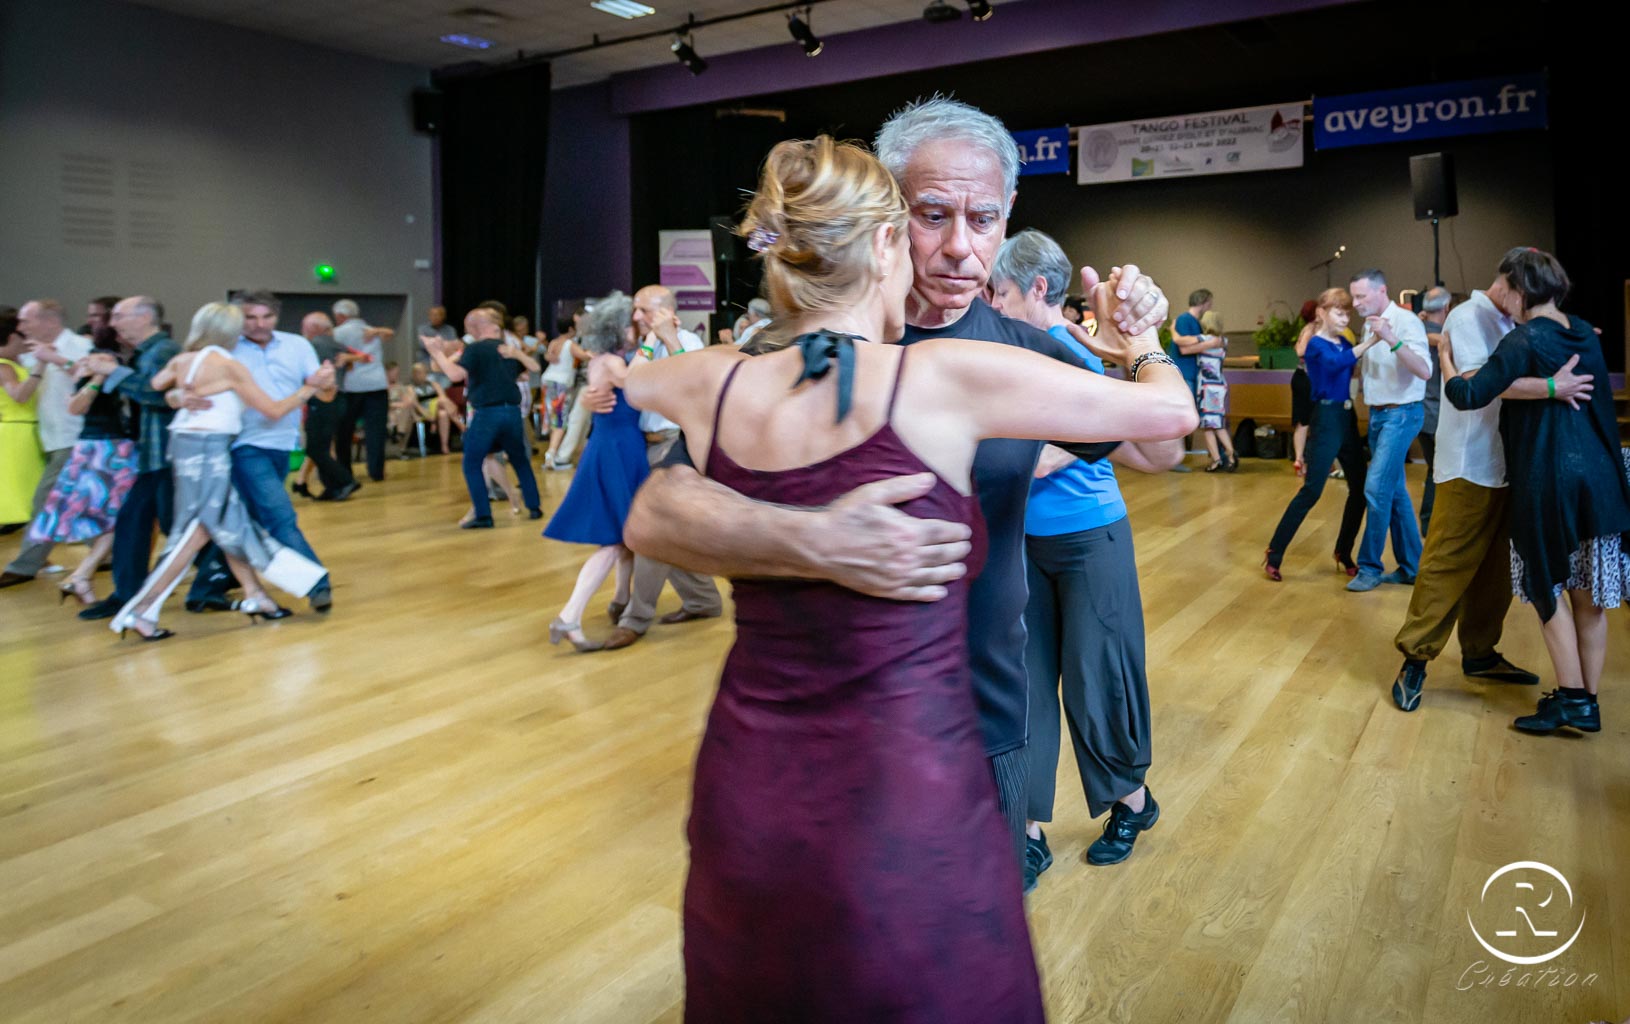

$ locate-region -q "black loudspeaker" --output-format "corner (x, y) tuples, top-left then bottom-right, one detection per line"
(412, 90), (445, 135)
(709, 214), (746, 264)
(1410, 152), (1457, 220)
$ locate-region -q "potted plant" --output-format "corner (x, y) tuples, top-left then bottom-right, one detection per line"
(1253, 307), (1302, 369)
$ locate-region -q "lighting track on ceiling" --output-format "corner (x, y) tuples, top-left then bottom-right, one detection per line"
(435, 0), (839, 79)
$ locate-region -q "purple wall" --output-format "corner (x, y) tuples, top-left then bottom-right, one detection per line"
(549, 0), (1357, 309)
(541, 81), (633, 316)
(610, 0), (1357, 115)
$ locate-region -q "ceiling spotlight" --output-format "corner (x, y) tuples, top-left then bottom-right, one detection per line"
(671, 35), (707, 75)
(966, 0), (993, 20)
(922, 0), (961, 23)
(787, 12), (823, 56)
(590, 0), (656, 18)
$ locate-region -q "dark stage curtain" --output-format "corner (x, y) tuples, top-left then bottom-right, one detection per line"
(436, 61), (552, 324)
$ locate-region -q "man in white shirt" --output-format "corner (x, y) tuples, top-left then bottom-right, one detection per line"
(602, 284), (722, 649)
(0, 299), (93, 586)
(1348, 269), (1432, 592)
(1387, 277), (1592, 710)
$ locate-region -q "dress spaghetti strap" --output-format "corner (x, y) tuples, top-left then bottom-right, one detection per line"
(705, 359), (749, 469)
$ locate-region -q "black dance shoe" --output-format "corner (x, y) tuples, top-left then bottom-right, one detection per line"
(184, 596), (235, 614)
(78, 597), (121, 621)
(1514, 689), (1600, 734)
(1392, 659), (1427, 712)
(461, 516), (494, 530)
(1023, 829), (1053, 894)
(1463, 652), (1539, 686)
(1087, 791), (1160, 866)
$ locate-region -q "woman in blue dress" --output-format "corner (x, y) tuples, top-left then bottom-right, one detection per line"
(543, 292), (652, 651)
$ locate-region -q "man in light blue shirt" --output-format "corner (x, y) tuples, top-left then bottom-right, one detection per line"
(183, 290), (339, 613)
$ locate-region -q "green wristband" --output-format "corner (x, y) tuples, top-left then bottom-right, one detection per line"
(86, 382), (102, 392)
(1547, 376), (1556, 398)
(1389, 340), (1403, 352)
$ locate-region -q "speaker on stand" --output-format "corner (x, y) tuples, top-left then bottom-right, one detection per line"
(709, 215), (747, 328)
(1410, 152), (1457, 287)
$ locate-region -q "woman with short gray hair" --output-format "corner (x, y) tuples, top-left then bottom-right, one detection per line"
(541, 292), (654, 651)
(989, 228), (1164, 887)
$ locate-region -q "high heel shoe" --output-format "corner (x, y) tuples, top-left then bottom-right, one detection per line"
(1262, 548), (1282, 582)
(549, 617), (605, 652)
(115, 610), (174, 642)
(234, 595), (293, 622)
(1333, 551), (1358, 577)
(58, 576), (96, 606)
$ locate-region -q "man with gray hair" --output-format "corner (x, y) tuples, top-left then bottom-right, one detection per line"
(617, 97), (1174, 870)
(988, 228), (1182, 880)
(333, 298), (394, 484)
(299, 311), (360, 501)
(76, 297), (179, 619)
(1416, 285), (1452, 536)
(0, 299), (93, 587)
(734, 297), (773, 347)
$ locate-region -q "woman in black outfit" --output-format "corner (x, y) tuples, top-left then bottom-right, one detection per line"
(1444, 247), (1630, 735)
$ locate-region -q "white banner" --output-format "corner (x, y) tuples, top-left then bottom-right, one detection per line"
(658, 229), (716, 340)
(1076, 102), (1305, 186)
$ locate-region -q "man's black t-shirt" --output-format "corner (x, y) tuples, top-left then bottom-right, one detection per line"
(459, 339), (522, 407)
(660, 298), (1118, 756)
(898, 299), (1115, 756)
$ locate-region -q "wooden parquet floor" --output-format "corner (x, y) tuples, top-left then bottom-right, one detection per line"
(1, 454), (1625, 1023)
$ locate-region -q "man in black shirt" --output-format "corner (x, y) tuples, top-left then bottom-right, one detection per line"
(298, 311), (360, 501)
(423, 307), (542, 528)
(613, 98), (1178, 869)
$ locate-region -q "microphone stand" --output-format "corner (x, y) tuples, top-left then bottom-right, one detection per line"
(1310, 246), (1347, 288)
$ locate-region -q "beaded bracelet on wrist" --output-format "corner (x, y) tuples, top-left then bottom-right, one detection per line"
(1129, 351), (1177, 381)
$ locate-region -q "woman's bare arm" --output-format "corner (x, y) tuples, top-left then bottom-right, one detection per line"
(223, 357), (315, 419)
(149, 354), (185, 393)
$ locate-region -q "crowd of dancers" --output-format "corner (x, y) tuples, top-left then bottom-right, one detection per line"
(2, 94), (1624, 1021)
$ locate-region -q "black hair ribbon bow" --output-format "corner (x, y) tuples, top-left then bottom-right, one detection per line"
(791, 330), (863, 423)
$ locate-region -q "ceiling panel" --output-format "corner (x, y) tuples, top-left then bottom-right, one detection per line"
(124, 0), (1000, 87)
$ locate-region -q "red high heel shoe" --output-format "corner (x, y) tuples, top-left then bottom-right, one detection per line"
(1333, 551), (1358, 577)
(1263, 549), (1282, 582)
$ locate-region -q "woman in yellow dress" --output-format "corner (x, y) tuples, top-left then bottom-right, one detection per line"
(0, 308), (47, 526)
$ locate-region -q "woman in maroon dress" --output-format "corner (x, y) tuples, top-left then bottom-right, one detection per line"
(607, 137), (1197, 1021)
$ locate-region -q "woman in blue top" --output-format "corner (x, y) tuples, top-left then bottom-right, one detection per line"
(989, 230), (1185, 888)
(1264, 288), (1384, 581)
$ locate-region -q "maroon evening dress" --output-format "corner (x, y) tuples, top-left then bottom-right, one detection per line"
(682, 348), (1044, 1023)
